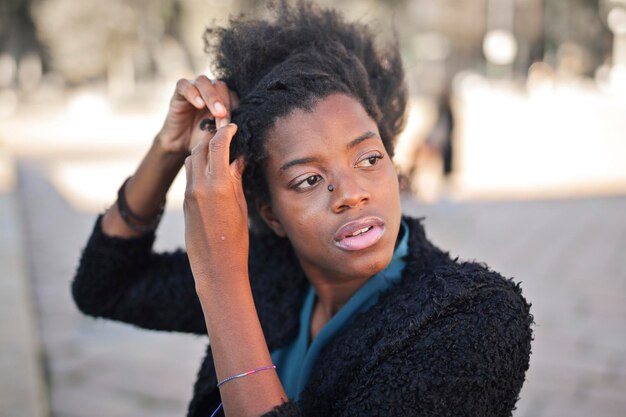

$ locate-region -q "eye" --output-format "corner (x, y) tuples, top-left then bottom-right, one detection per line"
(355, 152), (384, 168)
(293, 174), (323, 190)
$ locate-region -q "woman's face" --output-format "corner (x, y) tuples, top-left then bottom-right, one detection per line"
(259, 93), (402, 282)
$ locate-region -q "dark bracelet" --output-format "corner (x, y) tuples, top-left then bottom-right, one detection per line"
(116, 177), (165, 233)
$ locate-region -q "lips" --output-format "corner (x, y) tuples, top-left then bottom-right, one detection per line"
(333, 216), (385, 251)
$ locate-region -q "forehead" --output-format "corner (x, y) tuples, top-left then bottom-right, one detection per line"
(265, 94), (378, 161)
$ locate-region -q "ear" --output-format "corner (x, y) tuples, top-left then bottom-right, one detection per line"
(257, 200), (286, 237)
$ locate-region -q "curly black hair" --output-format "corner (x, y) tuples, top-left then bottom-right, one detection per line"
(204, 0), (407, 232)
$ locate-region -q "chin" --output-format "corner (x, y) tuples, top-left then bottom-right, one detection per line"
(345, 242), (396, 280)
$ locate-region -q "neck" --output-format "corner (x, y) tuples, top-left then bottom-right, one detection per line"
(309, 276), (370, 320)
(303, 222), (406, 320)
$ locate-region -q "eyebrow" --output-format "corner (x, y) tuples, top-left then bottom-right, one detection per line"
(346, 131), (378, 150)
(279, 156), (321, 172)
(279, 131), (379, 172)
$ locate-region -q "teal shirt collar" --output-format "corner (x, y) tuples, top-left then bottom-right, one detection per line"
(271, 219), (410, 400)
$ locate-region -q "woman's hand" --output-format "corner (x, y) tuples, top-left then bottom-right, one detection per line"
(157, 75), (239, 155)
(183, 123), (249, 294)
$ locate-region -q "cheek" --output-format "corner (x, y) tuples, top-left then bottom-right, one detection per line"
(272, 189), (328, 238)
(372, 162), (400, 195)
(375, 165), (402, 222)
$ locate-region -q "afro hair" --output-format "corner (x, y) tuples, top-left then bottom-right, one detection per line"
(203, 0), (407, 231)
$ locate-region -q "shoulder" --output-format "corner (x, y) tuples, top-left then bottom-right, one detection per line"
(398, 214), (530, 318)
(336, 223), (533, 415)
(303, 217), (533, 415)
(339, 277), (533, 416)
(375, 215), (533, 368)
(381, 257), (532, 346)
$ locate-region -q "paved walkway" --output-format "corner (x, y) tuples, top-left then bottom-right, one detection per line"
(0, 152), (48, 417)
(1, 152), (625, 416)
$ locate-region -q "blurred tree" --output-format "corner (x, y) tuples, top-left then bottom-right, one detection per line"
(0, 0), (46, 72)
(540, 0), (611, 75)
(30, 0), (192, 85)
(4, 0), (613, 89)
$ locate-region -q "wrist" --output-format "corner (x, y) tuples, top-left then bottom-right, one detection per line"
(153, 133), (189, 162)
(150, 137), (188, 174)
(194, 268), (250, 296)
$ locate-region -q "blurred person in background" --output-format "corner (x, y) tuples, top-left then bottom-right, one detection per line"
(406, 88), (455, 199)
(72, 1), (532, 416)
(424, 89), (454, 178)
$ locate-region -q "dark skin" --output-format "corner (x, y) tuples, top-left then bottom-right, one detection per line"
(103, 75), (402, 415)
(258, 93), (402, 327)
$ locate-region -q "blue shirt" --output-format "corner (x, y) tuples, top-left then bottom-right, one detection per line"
(270, 220), (409, 401)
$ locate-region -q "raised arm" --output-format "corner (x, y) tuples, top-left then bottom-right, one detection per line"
(73, 76), (238, 334)
(184, 122), (289, 416)
(102, 76), (236, 238)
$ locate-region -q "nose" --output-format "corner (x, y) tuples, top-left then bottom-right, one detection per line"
(331, 175), (370, 213)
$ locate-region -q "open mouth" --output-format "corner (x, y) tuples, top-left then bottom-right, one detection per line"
(346, 226), (373, 237)
(334, 218), (385, 251)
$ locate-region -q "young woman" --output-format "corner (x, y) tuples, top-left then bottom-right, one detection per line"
(73, 2), (533, 416)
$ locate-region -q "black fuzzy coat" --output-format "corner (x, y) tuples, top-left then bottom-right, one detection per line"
(73, 215), (533, 416)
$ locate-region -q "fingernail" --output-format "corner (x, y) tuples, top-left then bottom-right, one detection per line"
(195, 96), (204, 107)
(214, 102), (226, 114)
(217, 119), (228, 129)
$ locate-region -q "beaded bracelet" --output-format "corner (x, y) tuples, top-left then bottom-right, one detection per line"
(210, 365), (277, 417)
(116, 177), (165, 233)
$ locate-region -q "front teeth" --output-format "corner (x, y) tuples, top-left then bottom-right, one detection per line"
(348, 226), (372, 237)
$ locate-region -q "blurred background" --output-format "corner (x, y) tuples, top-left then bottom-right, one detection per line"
(0, 0), (624, 416)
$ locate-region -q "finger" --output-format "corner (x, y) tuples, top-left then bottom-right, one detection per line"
(184, 155), (193, 189)
(213, 80), (232, 129)
(213, 80), (231, 114)
(194, 75), (228, 119)
(190, 126), (213, 175)
(189, 115), (214, 152)
(208, 123), (238, 178)
(230, 156), (248, 209)
(175, 78), (205, 109)
(229, 156), (246, 182)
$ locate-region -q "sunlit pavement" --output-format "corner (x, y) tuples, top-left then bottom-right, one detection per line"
(0, 152), (47, 417)
(1, 87), (626, 416)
